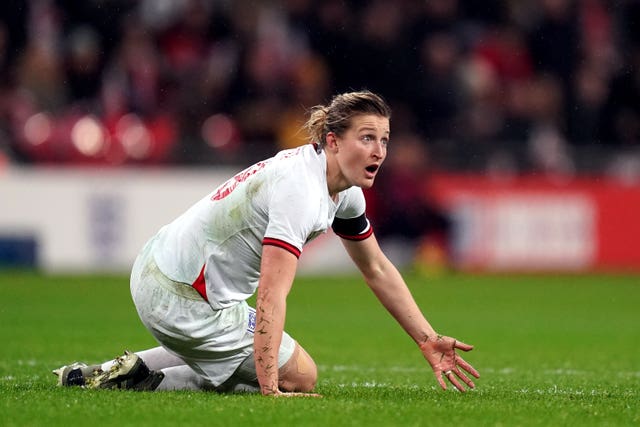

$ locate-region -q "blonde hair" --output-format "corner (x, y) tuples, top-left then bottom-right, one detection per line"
(304, 90), (391, 149)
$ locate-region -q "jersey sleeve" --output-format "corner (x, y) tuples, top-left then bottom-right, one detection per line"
(332, 187), (373, 241)
(262, 173), (319, 258)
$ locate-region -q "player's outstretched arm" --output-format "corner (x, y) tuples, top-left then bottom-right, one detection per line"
(341, 234), (480, 392)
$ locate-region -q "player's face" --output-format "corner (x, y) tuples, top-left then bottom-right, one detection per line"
(333, 114), (390, 190)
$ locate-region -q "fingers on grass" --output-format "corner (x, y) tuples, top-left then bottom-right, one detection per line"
(446, 372), (466, 392)
(457, 356), (480, 378)
(437, 374), (448, 390)
(453, 368), (476, 389)
(277, 392), (323, 398)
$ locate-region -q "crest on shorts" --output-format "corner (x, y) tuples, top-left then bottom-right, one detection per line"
(247, 308), (256, 333)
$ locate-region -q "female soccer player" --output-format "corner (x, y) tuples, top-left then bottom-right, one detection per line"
(54, 91), (479, 396)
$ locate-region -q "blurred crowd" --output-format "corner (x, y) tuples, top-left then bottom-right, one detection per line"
(1, 0), (640, 180)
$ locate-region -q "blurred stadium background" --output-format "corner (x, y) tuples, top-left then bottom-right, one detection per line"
(1, 0), (640, 274)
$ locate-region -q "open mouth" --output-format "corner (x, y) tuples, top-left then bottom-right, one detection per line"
(365, 164), (379, 174)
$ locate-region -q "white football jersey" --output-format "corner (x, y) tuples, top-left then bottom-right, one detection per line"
(152, 144), (372, 309)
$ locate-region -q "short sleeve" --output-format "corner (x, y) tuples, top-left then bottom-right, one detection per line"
(263, 174), (319, 258)
(332, 187), (373, 241)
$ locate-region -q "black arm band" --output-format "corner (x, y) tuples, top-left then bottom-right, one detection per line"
(332, 213), (372, 240)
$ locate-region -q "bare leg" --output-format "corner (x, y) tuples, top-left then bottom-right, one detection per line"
(277, 342), (317, 392)
(215, 341), (317, 394)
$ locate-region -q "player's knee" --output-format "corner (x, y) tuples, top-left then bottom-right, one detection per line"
(278, 342), (317, 392)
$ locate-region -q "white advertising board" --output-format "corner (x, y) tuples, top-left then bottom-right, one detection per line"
(0, 166), (355, 274)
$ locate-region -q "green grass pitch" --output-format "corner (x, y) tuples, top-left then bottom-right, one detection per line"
(0, 270), (638, 426)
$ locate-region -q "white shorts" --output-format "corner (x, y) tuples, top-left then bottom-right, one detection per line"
(129, 237), (296, 388)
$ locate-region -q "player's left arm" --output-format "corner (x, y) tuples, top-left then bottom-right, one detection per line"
(340, 233), (480, 391)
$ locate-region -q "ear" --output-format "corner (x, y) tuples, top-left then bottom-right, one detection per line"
(325, 132), (339, 152)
